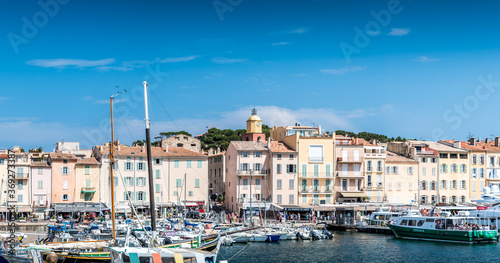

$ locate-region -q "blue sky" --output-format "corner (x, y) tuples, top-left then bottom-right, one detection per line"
(1, 0), (500, 150)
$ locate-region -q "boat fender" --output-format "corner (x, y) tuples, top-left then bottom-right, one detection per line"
(151, 238), (160, 247)
(47, 252), (58, 263)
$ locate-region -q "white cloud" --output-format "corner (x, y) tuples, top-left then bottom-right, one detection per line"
(26, 58), (115, 68)
(272, 42), (290, 46)
(291, 73), (309, 77)
(211, 57), (249, 64)
(320, 66), (366, 76)
(387, 28), (411, 36)
(26, 56), (199, 71)
(288, 27), (308, 34)
(367, 31), (381, 36)
(123, 56), (199, 68)
(413, 56), (440, 63)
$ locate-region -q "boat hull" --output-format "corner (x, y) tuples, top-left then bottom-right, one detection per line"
(1, 255), (32, 263)
(388, 224), (498, 243)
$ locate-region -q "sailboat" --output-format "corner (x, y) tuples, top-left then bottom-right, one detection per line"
(105, 81), (221, 263)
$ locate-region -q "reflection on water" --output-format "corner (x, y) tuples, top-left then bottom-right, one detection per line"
(218, 231), (500, 263)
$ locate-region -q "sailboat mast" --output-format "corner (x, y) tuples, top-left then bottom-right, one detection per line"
(110, 96), (117, 241)
(143, 81), (157, 231)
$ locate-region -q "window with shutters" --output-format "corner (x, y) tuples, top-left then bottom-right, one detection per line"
(277, 154), (281, 160)
(277, 179), (282, 189)
(62, 167), (69, 175)
(377, 161), (382, 172)
(289, 179), (294, 189)
(289, 154), (294, 160)
(472, 168), (477, 178)
(342, 150), (347, 161)
(138, 191), (144, 201)
(176, 179), (182, 187)
(325, 164), (331, 177)
(325, 179), (331, 191)
(302, 164), (307, 177)
(254, 163), (261, 172)
(354, 164), (360, 176)
(85, 179), (91, 188)
(62, 180), (68, 190)
(137, 177), (146, 186)
(154, 158), (161, 165)
(277, 194), (282, 203)
(125, 177), (133, 186)
(17, 194), (23, 203)
(197, 160), (202, 168)
(301, 179), (307, 191)
(354, 150), (360, 161)
(155, 184), (161, 193)
(277, 164), (282, 174)
(289, 195), (294, 204)
(309, 145), (323, 162)
(422, 167), (427, 176)
(125, 162), (132, 171)
(61, 194), (69, 201)
(155, 169), (161, 179)
(313, 164), (319, 177)
(174, 160), (179, 168)
(287, 164), (296, 173)
(301, 195), (307, 204)
(124, 191), (132, 201)
(421, 180), (426, 190)
(255, 179), (261, 190)
(195, 179), (200, 188)
(187, 160), (192, 168)
(313, 179), (319, 191)
(84, 165), (90, 175)
(38, 168), (43, 175)
(342, 164), (347, 176)
(138, 162), (144, 171)
(243, 179), (248, 190)
(367, 161), (372, 172)
(254, 152), (261, 157)
(18, 180), (23, 190)
(38, 180), (43, 189)
(188, 191), (193, 196)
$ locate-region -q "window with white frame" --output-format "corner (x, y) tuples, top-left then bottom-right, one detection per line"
(277, 179), (282, 189)
(277, 194), (282, 203)
(289, 179), (294, 189)
(309, 145), (323, 162)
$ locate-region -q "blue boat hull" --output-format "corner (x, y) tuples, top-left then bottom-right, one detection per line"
(266, 235), (280, 242)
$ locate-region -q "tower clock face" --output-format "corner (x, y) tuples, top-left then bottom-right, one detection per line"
(257, 122), (261, 127)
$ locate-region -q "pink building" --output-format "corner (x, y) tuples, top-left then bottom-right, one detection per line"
(268, 141), (298, 208)
(30, 162), (52, 218)
(335, 135), (365, 202)
(48, 153), (77, 204)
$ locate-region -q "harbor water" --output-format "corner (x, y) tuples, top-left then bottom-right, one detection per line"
(218, 231), (500, 262)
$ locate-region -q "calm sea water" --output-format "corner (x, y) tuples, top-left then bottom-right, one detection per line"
(217, 231), (500, 263)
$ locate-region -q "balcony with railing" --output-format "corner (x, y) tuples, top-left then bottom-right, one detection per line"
(81, 187), (96, 193)
(337, 157), (362, 163)
(32, 201), (48, 208)
(16, 173), (29, 179)
(237, 169), (267, 176)
(336, 171), (364, 178)
(309, 157), (323, 163)
(299, 186), (334, 193)
(366, 182), (383, 188)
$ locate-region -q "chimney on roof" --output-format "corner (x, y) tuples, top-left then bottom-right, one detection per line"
(485, 138), (490, 143)
(469, 137), (475, 146)
(454, 141), (461, 149)
(267, 139), (271, 148)
(142, 145), (145, 152)
(477, 137), (481, 143)
(165, 145), (168, 153)
(495, 137), (500, 147)
(217, 147), (220, 154)
(318, 125), (321, 135)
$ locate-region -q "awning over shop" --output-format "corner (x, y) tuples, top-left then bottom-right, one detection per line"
(281, 205), (313, 212)
(54, 203), (107, 213)
(184, 202), (198, 207)
(341, 192), (368, 198)
(81, 190), (96, 194)
(16, 206), (32, 213)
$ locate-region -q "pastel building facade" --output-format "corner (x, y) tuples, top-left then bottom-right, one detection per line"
(384, 151), (419, 204)
(93, 144), (208, 212)
(363, 144), (386, 202)
(275, 131), (336, 207)
(30, 161), (51, 217)
(74, 158), (101, 203)
(335, 136), (365, 202)
(49, 153), (77, 204)
(268, 141), (298, 207)
(208, 150), (225, 198)
(224, 141), (269, 213)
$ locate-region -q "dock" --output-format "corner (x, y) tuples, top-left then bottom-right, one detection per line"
(356, 225), (394, 235)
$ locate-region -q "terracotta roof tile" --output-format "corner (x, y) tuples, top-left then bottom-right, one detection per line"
(386, 151), (418, 163)
(76, 157), (100, 165)
(269, 141), (295, 153)
(231, 141), (268, 151)
(49, 153), (77, 160)
(31, 161), (50, 167)
(97, 145), (204, 157)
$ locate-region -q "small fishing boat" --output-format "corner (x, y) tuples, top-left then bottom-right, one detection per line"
(388, 215), (498, 243)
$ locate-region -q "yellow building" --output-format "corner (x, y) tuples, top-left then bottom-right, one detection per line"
(74, 158), (101, 202)
(385, 151), (419, 204)
(430, 141), (470, 204)
(270, 126), (335, 207)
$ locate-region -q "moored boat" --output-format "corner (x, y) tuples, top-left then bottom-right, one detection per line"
(388, 215), (498, 243)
